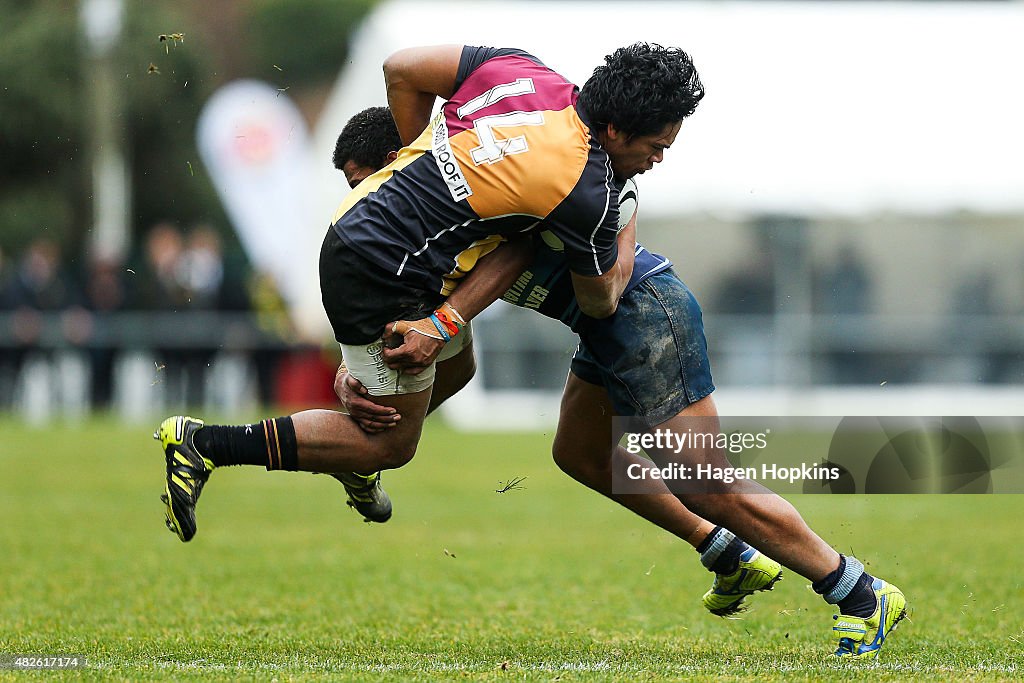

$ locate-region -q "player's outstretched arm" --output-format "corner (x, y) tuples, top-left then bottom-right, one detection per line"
(383, 44), (463, 145)
(382, 237), (535, 373)
(569, 210), (637, 319)
(445, 237), (535, 321)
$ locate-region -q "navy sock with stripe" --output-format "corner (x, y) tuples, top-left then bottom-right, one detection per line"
(193, 417), (299, 471)
(696, 526), (751, 575)
(813, 555), (877, 618)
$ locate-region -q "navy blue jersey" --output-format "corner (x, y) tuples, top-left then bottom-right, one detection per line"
(502, 234), (672, 330)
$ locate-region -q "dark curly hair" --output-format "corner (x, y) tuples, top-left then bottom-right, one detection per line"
(332, 106), (402, 170)
(577, 43), (704, 139)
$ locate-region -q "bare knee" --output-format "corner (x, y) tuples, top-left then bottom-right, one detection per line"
(552, 439), (606, 482)
(361, 433), (420, 470)
(376, 437), (419, 469)
(552, 440), (582, 479)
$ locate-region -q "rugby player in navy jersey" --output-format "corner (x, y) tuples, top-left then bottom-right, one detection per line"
(153, 44), (701, 540)
(336, 92), (907, 657)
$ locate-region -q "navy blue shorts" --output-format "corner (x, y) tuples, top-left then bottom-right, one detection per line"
(571, 270), (715, 426)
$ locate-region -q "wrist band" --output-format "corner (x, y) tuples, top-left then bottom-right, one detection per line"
(433, 310), (461, 339)
(428, 313), (453, 342)
(389, 303), (467, 343)
(431, 302), (465, 341)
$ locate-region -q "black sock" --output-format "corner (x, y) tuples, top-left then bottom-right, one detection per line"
(194, 417), (299, 471)
(695, 526), (720, 554)
(711, 536), (747, 575)
(697, 526), (750, 575)
(812, 555), (846, 595)
(837, 572), (877, 618)
(812, 555), (877, 618)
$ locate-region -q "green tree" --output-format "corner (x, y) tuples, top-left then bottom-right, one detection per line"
(244, 0), (377, 86)
(0, 2), (83, 250)
(0, 0), (379, 268)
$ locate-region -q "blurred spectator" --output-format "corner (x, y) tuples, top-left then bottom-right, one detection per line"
(83, 258), (128, 314)
(0, 222), (283, 414)
(0, 245), (15, 408)
(78, 257), (130, 408)
(708, 227), (776, 385)
(128, 221), (255, 406)
(177, 224), (225, 309)
(128, 222), (192, 405)
(0, 245), (8, 307)
(3, 237), (76, 347)
(711, 230), (774, 315)
(176, 224), (227, 405)
(814, 244), (871, 316)
(4, 237), (74, 311)
(0, 238), (77, 409)
(247, 269), (292, 404)
(814, 243), (874, 384)
(130, 221), (188, 310)
(950, 269), (1013, 383)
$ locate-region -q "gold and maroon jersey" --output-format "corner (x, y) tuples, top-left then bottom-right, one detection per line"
(330, 46), (623, 297)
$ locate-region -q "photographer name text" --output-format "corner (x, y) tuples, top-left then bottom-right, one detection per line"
(625, 462), (841, 484)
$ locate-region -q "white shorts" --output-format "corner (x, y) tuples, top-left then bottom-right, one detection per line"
(340, 322), (474, 395)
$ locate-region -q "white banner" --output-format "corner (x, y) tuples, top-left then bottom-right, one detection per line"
(197, 80), (327, 341)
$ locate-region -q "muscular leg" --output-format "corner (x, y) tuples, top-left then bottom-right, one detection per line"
(553, 373), (715, 547)
(315, 342), (471, 524)
(321, 344), (473, 522)
(648, 394), (840, 582)
(294, 388), (432, 472)
(650, 396), (908, 648)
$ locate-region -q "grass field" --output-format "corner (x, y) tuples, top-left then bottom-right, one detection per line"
(1, 416), (1021, 680)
